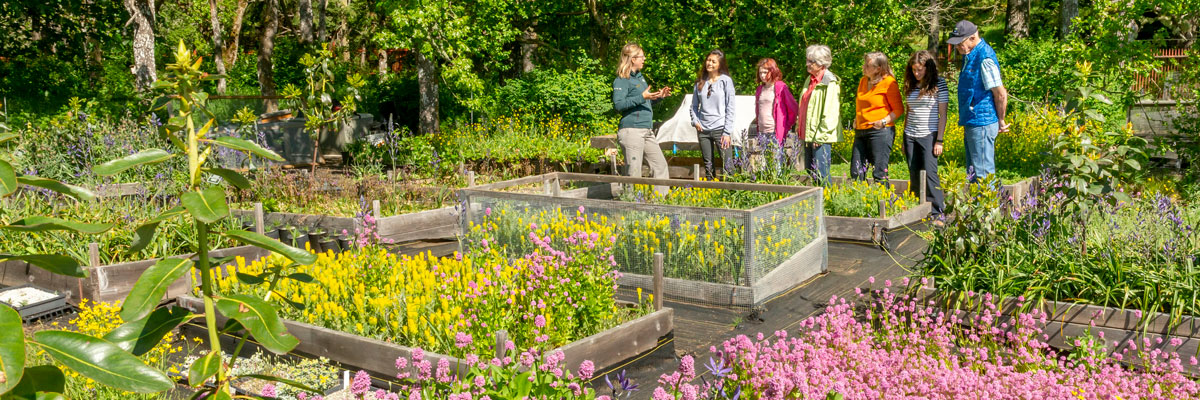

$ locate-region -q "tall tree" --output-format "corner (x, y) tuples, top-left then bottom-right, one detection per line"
(1007, 0), (1030, 39)
(318, 0), (328, 42)
(259, 0), (281, 112)
(224, 0), (250, 67)
(299, 0), (315, 43)
(208, 0), (227, 94)
(123, 0), (157, 91)
(1061, 0), (1079, 37)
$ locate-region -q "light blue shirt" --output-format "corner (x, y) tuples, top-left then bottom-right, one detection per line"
(690, 74), (736, 135)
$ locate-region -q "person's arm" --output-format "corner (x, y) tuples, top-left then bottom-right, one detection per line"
(883, 79), (904, 125)
(722, 76), (736, 137)
(937, 80), (949, 143)
(992, 85), (1008, 130)
(690, 84), (701, 128)
(780, 83), (799, 135)
(611, 78), (646, 112)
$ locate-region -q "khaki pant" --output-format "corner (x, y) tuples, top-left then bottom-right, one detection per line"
(616, 128), (669, 194)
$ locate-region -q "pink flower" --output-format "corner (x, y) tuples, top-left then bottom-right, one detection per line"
(351, 370), (370, 395)
(534, 315), (546, 328)
(577, 360), (595, 379)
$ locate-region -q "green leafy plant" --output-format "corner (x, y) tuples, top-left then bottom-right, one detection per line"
(0, 41), (322, 399)
(281, 44), (364, 173)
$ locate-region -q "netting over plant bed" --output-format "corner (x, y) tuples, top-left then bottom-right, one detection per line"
(458, 173), (828, 307)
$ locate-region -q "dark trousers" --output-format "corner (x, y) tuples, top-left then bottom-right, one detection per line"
(698, 129), (729, 179)
(904, 134), (946, 216)
(850, 126), (894, 184)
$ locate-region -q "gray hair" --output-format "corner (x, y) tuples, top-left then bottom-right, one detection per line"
(806, 45), (832, 68)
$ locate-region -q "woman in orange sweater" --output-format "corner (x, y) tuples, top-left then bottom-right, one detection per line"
(852, 52), (904, 184)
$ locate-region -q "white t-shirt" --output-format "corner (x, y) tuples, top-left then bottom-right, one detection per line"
(904, 77), (950, 138)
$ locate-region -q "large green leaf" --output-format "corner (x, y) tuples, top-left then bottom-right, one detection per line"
(211, 137), (284, 162)
(91, 149), (175, 177)
(0, 132), (16, 143)
(15, 177), (95, 202)
(181, 186), (229, 224)
(7, 366), (65, 398)
(127, 206), (187, 254)
(214, 295), (299, 354)
(188, 351), (220, 386)
(0, 159), (15, 197)
(0, 255), (86, 278)
(1, 216), (113, 234)
(31, 330), (172, 394)
(203, 168), (251, 190)
(104, 307), (195, 356)
(223, 230), (317, 265)
(0, 306), (25, 394)
(120, 258), (194, 322)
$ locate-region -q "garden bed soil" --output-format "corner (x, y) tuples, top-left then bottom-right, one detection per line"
(460, 172), (829, 308)
(0, 245), (270, 306)
(913, 287), (1200, 375)
(176, 295), (674, 381)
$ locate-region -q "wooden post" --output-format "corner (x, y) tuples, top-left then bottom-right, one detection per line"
(494, 330), (509, 360)
(551, 178), (561, 197)
(254, 202), (265, 235)
(466, 170), (476, 187)
(652, 253), (664, 311)
(88, 243), (101, 267)
(372, 200), (382, 220)
(387, 169), (396, 181)
(609, 154), (619, 176)
(543, 179), (553, 196)
(919, 170), (928, 204)
(878, 199), (888, 219)
(693, 164), (701, 181)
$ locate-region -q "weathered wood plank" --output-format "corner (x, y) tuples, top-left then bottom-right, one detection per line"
(554, 172), (819, 195)
(751, 236), (828, 304)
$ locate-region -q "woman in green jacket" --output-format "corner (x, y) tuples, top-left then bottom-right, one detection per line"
(612, 43), (671, 184)
(799, 44), (841, 184)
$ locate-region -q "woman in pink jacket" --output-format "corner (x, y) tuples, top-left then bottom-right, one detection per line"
(753, 58), (799, 150)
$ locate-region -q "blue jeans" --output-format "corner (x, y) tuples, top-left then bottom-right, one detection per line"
(963, 122), (998, 182)
(805, 142), (832, 185)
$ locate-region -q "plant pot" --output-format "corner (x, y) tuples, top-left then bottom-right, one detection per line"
(266, 229), (280, 239)
(294, 234), (309, 249)
(307, 230), (328, 252)
(241, 220), (256, 231)
(319, 238), (339, 253)
(278, 227), (297, 246)
(337, 236), (352, 251)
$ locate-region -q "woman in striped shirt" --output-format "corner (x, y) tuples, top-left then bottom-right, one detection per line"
(902, 50), (947, 220)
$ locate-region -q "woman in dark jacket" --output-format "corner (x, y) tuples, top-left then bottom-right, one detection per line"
(612, 43), (671, 187)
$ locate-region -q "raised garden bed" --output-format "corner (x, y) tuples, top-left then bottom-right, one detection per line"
(177, 296), (673, 380)
(0, 245), (269, 305)
(459, 172), (829, 307)
(0, 284), (70, 321)
(911, 286), (1200, 375)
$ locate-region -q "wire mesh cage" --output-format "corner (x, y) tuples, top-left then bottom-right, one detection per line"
(458, 173), (827, 308)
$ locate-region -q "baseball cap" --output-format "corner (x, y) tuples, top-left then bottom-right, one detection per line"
(946, 20), (978, 45)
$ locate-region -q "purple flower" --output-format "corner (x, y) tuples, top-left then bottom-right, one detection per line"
(351, 370), (371, 395)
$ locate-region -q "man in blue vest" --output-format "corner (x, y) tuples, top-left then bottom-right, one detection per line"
(948, 20), (1009, 182)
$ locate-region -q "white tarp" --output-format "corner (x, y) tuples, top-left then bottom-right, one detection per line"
(656, 93), (758, 150)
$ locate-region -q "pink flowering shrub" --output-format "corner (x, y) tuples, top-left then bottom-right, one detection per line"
(653, 279), (1200, 399)
(348, 345), (604, 399)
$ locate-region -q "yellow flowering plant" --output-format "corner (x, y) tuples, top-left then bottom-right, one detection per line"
(214, 226), (650, 359)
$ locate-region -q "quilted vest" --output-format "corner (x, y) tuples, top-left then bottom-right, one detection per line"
(958, 39), (1000, 127)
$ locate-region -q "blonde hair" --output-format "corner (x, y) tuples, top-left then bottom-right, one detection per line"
(864, 52), (894, 78)
(616, 43), (644, 79)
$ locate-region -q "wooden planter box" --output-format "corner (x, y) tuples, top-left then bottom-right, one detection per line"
(0, 245), (270, 306)
(231, 205), (460, 244)
(913, 287), (1200, 375)
(177, 296), (674, 380)
(459, 172), (829, 308)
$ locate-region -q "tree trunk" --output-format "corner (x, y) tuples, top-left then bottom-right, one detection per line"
(258, 0), (281, 113)
(378, 49), (388, 75)
(1006, 0), (1030, 40)
(416, 50), (440, 134)
(298, 0), (314, 44)
(925, 0), (941, 51)
(225, 0), (250, 66)
(520, 24), (537, 74)
(208, 0), (227, 94)
(124, 0), (157, 92)
(1060, 0), (1079, 38)
(338, 0), (350, 61)
(318, 0), (328, 42)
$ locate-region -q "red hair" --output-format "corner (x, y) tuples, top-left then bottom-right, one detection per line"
(756, 58), (783, 84)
